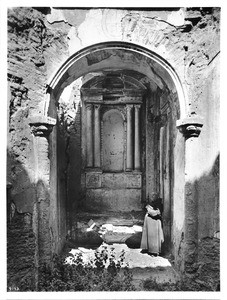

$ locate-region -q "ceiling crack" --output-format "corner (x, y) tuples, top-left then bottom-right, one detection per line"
(207, 51), (220, 66)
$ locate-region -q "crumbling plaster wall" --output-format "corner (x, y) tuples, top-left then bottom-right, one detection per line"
(57, 79), (82, 228)
(7, 6), (220, 288)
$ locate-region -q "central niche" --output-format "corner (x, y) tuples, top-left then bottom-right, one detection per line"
(80, 70), (147, 212)
(102, 109), (125, 172)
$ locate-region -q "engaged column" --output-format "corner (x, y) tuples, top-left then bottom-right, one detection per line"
(86, 104), (93, 167)
(94, 104), (101, 168)
(126, 104), (133, 171)
(134, 104), (141, 171)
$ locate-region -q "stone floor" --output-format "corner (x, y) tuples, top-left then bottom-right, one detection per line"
(65, 242), (180, 290)
(67, 217), (180, 290)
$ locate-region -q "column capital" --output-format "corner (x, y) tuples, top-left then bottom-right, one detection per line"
(29, 115), (56, 137)
(134, 104), (141, 110)
(177, 115), (203, 138)
(94, 104), (101, 110)
(126, 104), (134, 111)
(86, 103), (93, 111)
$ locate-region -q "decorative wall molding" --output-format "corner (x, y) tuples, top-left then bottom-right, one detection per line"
(29, 115), (56, 137)
(81, 88), (145, 99)
(85, 103), (93, 111)
(82, 93), (143, 104)
(85, 172), (142, 189)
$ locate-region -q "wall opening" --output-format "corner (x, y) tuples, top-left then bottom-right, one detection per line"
(47, 42), (186, 257)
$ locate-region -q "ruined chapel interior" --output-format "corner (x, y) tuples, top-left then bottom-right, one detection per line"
(7, 7), (220, 290)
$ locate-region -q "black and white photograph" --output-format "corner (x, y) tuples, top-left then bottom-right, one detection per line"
(1, 1), (225, 299)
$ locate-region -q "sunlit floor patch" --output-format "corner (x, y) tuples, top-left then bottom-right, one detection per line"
(66, 242), (171, 268)
(65, 242), (180, 288)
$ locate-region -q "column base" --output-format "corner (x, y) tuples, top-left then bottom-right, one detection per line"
(133, 169), (142, 174)
(85, 168), (103, 173)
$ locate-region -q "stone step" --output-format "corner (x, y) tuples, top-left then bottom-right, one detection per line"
(98, 224), (143, 244)
(71, 211), (145, 227)
(68, 211), (146, 246)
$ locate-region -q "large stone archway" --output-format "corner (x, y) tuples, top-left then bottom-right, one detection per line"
(46, 42), (187, 119)
(29, 41), (203, 271)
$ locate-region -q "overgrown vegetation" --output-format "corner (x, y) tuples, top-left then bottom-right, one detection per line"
(142, 275), (220, 291)
(8, 244), (220, 292)
(10, 245), (135, 291)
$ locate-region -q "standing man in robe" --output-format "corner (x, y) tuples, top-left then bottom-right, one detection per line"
(140, 197), (164, 256)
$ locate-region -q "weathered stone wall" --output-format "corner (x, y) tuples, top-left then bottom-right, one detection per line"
(7, 207), (36, 290)
(7, 7), (68, 287)
(183, 47), (220, 283)
(197, 57), (220, 239)
(7, 6), (220, 289)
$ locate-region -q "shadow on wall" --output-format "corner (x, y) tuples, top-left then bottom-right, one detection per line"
(6, 146), (220, 291)
(196, 153), (219, 289)
(7, 149), (54, 291)
(183, 153), (220, 290)
(57, 94), (83, 232)
(7, 150), (37, 290)
(197, 153), (219, 236)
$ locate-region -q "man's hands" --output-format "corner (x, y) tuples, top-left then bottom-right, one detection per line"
(146, 205), (160, 216)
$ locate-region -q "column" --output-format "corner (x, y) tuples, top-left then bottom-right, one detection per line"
(134, 104), (141, 171)
(177, 115), (203, 273)
(29, 115), (56, 182)
(159, 126), (164, 198)
(86, 104), (93, 167)
(94, 104), (101, 168)
(29, 115), (56, 286)
(163, 118), (171, 248)
(126, 104), (133, 171)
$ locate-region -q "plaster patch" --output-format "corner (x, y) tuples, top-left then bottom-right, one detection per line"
(77, 10), (107, 47)
(77, 9), (124, 47)
(101, 9), (126, 39)
(47, 8), (67, 24)
(67, 26), (82, 55)
(167, 9), (185, 27)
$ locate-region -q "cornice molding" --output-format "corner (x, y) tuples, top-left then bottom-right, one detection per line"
(177, 115), (203, 138)
(29, 115), (56, 137)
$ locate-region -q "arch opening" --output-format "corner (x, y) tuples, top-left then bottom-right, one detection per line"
(47, 42), (187, 120)
(49, 42), (186, 255)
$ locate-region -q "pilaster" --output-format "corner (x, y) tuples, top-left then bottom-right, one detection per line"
(86, 104), (94, 168)
(126, 104), (133, 171)
(134, 104), (141, 171)
(29, 115), (56, 182)
(29, 114), (56, 281)
(94, 104), (101, 168)
(177, 115), (203, 272)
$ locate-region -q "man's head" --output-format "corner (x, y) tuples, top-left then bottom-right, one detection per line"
(151, 192), (159, 201)
(151, 197), (163, 210)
